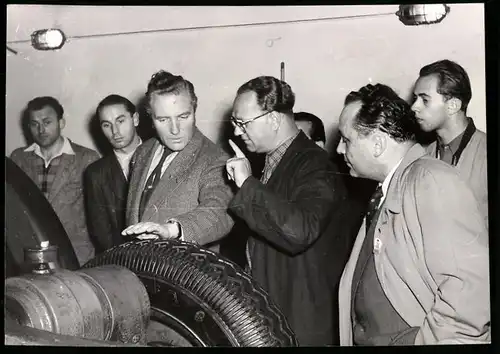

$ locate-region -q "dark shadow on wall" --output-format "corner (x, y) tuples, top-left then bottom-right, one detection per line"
(20, 107), (34, 147)
(135, 95), (156, 143)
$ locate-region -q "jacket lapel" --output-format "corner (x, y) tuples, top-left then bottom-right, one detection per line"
(141, 129), (203, 220)
(127, 140), (160, 224)
(48, 153), (76, 203)
(109, 154), (127, 200)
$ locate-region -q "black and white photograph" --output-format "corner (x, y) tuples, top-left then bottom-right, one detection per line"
(5, 3), (494, 347)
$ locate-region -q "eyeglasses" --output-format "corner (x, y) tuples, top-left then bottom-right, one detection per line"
(230, 111), (273, 132)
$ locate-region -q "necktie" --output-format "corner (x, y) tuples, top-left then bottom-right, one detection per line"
(439, 144), (454, 165)
(138, 147), (170, 219)
(365, 185), (384, 233)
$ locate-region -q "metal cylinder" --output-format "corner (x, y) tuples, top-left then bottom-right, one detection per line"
(5, 265), (150, 344)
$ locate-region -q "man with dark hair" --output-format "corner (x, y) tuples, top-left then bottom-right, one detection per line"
(411, 59), (487, 225)
(337, 83), (490, 345)
(121, 71), (234, 252)
(10, 96), (99, 265)
(294, 111), (326, 149)
(225, 76), (348, 346)
(84, 94), (142, 254)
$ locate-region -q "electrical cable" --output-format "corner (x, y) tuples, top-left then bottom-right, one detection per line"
(6, 11), (395, 45)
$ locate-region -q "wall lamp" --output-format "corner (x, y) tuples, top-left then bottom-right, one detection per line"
(31, 28), (67, 50)
(396, 4), (451, 26)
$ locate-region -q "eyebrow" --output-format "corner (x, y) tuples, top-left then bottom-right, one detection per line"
(100, 114), (126, 124)
(155, 110), (191, 119)
(414, 92), (431, 98)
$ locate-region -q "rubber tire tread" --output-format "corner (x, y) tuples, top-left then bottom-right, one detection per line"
(83, 239), (298, 347)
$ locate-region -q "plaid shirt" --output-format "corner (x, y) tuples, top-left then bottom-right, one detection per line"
(246, 131), (300, 272)
(24, 137), (75, 198)
(260, 132), (300, 184)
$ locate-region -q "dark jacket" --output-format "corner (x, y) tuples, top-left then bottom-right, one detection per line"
(228, 132), (348, 346)
(84, 154), (128, 254)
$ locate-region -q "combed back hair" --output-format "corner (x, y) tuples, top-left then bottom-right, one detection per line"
(96, 94), (137, 117)
(344, 83), (418, 143)
(26, 96), (64, 120)
(145, 70), (198, 115)
(294, 112), (326, 143)
(419, 59), (472, 113)
(237, 76), (295, 116)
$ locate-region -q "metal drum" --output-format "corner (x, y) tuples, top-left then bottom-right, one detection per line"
(5, 265), (150, 345)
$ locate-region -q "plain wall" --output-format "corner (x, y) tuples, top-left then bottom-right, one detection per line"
(6, 4), (485, 156)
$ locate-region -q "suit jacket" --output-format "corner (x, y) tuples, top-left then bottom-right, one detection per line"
(10, 140), (100, 265)
(426, 128), (488, 226)
(126, 128), (235, 252)
(229, 132), (348, 346)
(338, 143), (490, 345)
(84, 154), (128, 254)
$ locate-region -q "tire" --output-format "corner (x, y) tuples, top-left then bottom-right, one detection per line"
(5, 157), (79, 276)
(83, 239), (298, 347)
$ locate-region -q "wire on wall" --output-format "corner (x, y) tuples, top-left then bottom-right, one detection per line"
(6, 12), (396, 45)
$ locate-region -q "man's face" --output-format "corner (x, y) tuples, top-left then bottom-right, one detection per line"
(231, 91), (274, 153)
(411, 74), (449, 132)
(150, 91), (196, 152)
(336, 101), (376, 179)
(29, 105), (64, 149)
(99, 103), (139, 151)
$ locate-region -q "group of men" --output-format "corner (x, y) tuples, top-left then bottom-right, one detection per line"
(9, 59), (489, 346)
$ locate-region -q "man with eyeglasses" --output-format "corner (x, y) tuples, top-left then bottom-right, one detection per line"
(225, 76), (348, 346)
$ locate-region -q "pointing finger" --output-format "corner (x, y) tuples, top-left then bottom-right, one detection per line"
(228, 139), (246, 158)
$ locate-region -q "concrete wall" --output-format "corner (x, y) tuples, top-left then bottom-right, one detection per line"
(6, 4), (485, 155)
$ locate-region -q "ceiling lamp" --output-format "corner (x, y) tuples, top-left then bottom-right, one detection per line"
(31, 29), (66, 50)
(396, 4), (451, 26)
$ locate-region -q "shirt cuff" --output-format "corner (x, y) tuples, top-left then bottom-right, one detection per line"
(166, 219), (183, 240)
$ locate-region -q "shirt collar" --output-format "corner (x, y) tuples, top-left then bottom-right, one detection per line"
(114, 138), (142, 161)
(25, 136), (75, 156)
(437, 128), (466, 156)
(380, 157), (404, 198)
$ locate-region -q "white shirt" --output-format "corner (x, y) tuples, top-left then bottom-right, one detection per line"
(144, 144), (179, 185)
(114, 138), (142, 180)
(24, 136), (75, 168)
(378, 158), (404, 208)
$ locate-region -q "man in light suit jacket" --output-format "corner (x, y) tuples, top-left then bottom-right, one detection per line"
(411, 59), (488, 226)
(84, 94), (142, 254)
(10, 96), (99, 265)
(121, 71), (234, 252)
(336, 84), (489, 345)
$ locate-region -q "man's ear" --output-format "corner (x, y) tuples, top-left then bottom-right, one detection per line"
(132, 112), (140, 127)
(59, 118), (66, 130)
(372, 133), (387, 158)
(446, 97), (462, 115)
(270, 112), (282, 131)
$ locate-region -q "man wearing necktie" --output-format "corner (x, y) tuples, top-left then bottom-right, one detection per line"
(337, 83), (490, 345)
(411, 59), (488, 226)
(122, 71), (234, 252)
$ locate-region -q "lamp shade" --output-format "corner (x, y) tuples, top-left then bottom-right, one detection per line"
(31, 29), (66, 50)
(396, 4), (450, 26)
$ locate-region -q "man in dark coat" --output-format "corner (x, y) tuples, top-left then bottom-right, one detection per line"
(225, 76), (347, 346)
(84, 95), (142, 254)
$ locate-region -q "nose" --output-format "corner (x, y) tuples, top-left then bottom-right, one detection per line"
(336, 140), (345, 155)
(111, 124), (118, 136)
(411, 100), (419, 113)
(38, 125), (46, 134)
(233, 124), (244, 137)
(170, 118), (180, 135)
